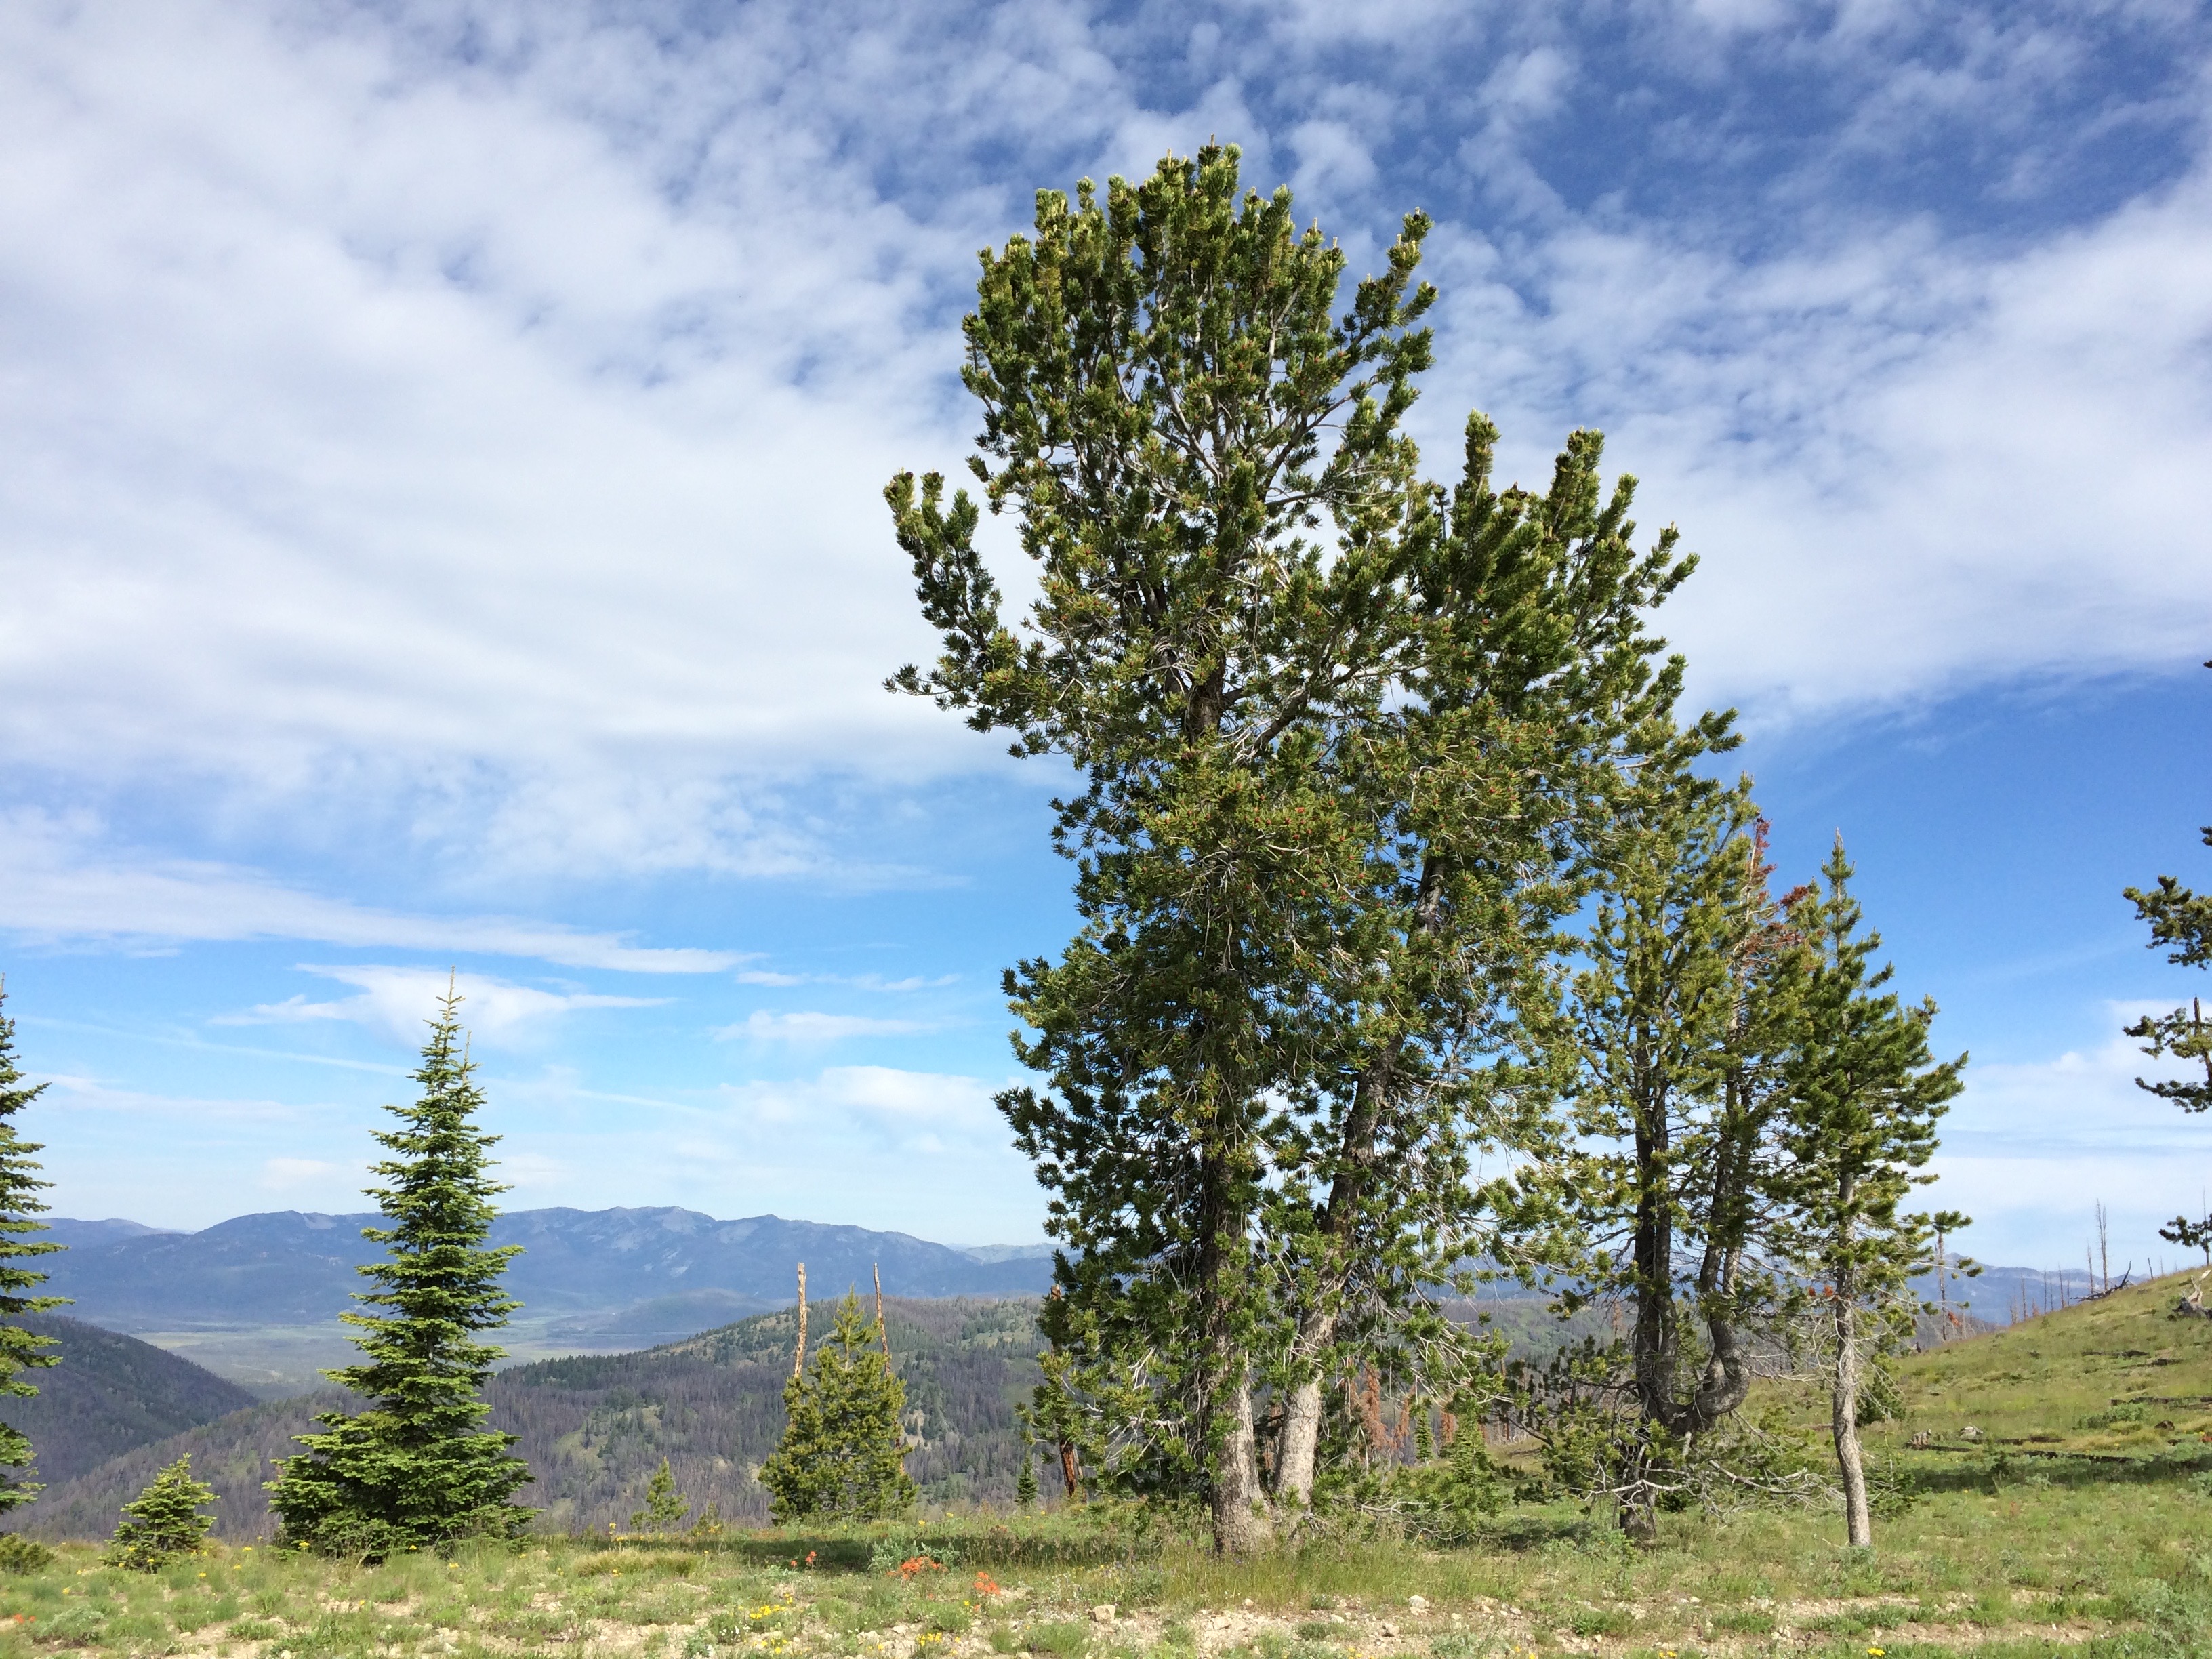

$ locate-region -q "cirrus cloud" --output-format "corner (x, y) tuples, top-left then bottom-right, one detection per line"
(220, 965), (665, 1047)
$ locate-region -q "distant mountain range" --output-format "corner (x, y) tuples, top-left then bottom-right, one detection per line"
(28, 1205), (2091, 1398)
(39, 1208), (1057, 1336)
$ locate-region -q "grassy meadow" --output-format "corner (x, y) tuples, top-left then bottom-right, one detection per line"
(7, 1271), (2212, 1659)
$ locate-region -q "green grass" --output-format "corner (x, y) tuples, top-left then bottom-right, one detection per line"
(0, 1508), (2198, 1659)
(12, 1273), (2212, 1657)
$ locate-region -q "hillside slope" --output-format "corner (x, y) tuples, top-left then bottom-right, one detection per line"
(1875, 1265), (2212, 1458)
(0, 1315), (256, 1490)
(24, 1297), (1043, 1540)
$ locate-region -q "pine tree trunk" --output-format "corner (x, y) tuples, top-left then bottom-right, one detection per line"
(1623, 1047), (1673, 1549)
(1198, 1099), (1271, 1553)
(1620, 1453), (1659, 1547)
(1212, 1368), (1272, 1554)
(1272, 1028), (1401, 1508)
(1272, 1371), (1327, 1509)
(1830, 1260), (1872, 1548)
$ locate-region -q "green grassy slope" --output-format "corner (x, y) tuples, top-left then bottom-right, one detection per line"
(1875, 1266), (2212, 1459)
(13, 1282), (2212, 1655)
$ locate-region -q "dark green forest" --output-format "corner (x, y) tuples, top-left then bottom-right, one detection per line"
(24, 1298), (1043, 1539)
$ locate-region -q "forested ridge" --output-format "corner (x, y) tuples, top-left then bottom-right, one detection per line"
(22, 1298), (1043, 1539)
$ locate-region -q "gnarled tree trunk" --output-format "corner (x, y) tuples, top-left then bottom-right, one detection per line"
(1830, 1210), (1872, 1548)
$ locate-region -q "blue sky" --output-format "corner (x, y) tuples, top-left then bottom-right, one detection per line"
(1, 0), (2208, 1269)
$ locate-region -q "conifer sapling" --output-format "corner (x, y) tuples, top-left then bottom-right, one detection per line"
(2123, 693), (2212, 1249)
(758, 1292), (916, 1522)
(1774, 841), (1963, 1550)
(631, 1457), (689, 1533)
(106, 1456), (216, 1570)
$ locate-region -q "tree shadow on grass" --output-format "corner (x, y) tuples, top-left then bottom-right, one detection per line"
(1894, 1443), (2212, 1498)
(598, 1519), (1145, 1574)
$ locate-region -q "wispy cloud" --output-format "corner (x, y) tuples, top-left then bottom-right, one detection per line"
(0, 810), (737, 970)
(259, 1156), (346, 1192)
(0, 1), (2201, 880)
(220, 966), (665, 1047)
(39, 1076), (307, 1123)
(714, 1011), (934, 1043)
(732, 970), (957, 991)
(1927, 1002), (2212, 1261)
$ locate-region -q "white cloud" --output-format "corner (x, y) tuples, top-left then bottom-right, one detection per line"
(220, 965), (664, 1047)
(0, 0), (2203, 886)
(715, 1011), (934, 1043)
(39, 1076), (305, 1122)
(1924, 1004), (2212, 1264)
(1424, 152), (2212, 725)
(0, 0), (984, 877)
(732, 970), (956, 991)
(0, 809), (736, 970)
(721, 1065), (1007, 1139)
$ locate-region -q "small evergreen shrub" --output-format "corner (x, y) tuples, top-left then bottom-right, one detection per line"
(2076, 1403), (2150, 1429)
(0, 1532), (52, 1574)
(105, 1455), (216, 1570)
(631, 1457), (690, 1532)
(1025, 1622), (1091, 1656)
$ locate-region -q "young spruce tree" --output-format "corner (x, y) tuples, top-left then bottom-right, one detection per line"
(0, 979), (64, 1512)
(267, 982), (531, 1556)
(758, 1292), (915, 1522)
(630, 1458), (689, 1533)
(106, 1456), (216, 1570)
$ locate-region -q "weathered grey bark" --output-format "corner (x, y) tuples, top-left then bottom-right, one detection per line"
(1213, 1370), (1273, 1553)
(1831, 1294), (1871, 1545)
(1271, 1066), (1385, 1509)
(1829, 1193), (1872, 1549)
(792, 1262), (808, 1378)
(1273, 1376), (1326, 1509)
(1197, 1063), (1272, 1553)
